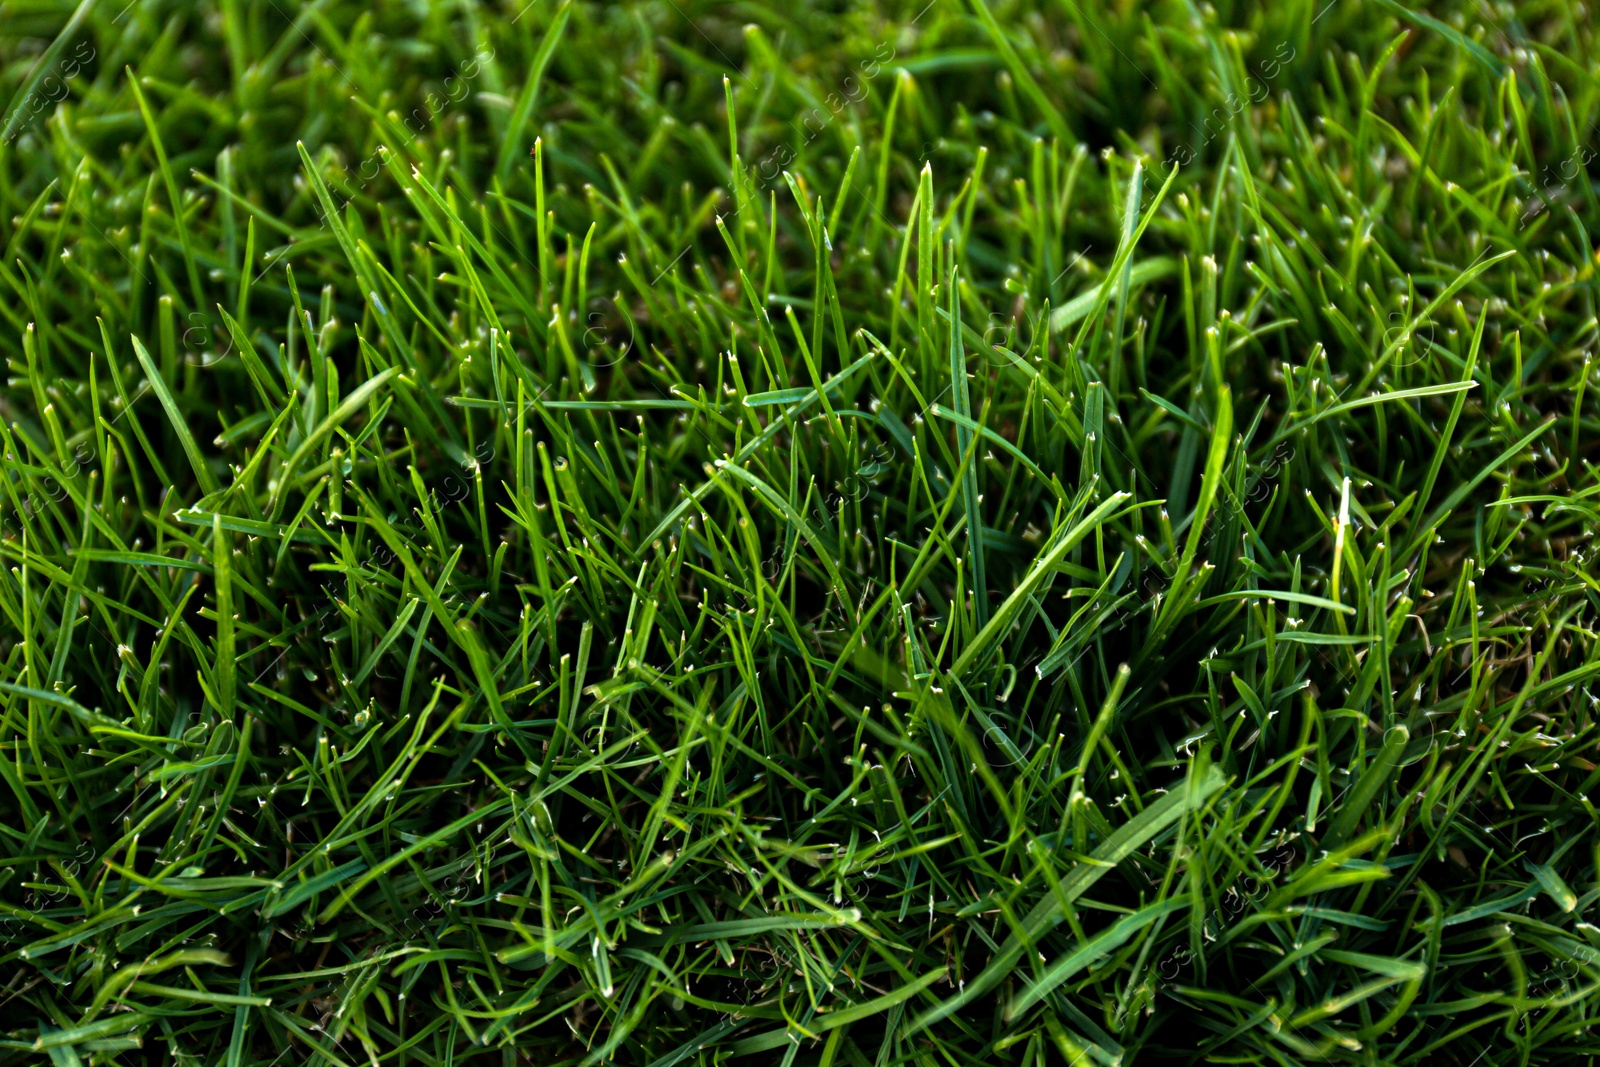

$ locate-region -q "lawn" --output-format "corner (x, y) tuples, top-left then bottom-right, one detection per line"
(0, 0), (1598, 1063)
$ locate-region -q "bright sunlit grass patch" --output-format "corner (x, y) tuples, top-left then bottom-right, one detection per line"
(0, 0), (1597, 1063)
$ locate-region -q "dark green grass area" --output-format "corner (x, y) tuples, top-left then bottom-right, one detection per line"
(1, 0), (1599, 1062)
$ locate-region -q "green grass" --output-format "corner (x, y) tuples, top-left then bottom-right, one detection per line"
(0, 0), (1598, 1063)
